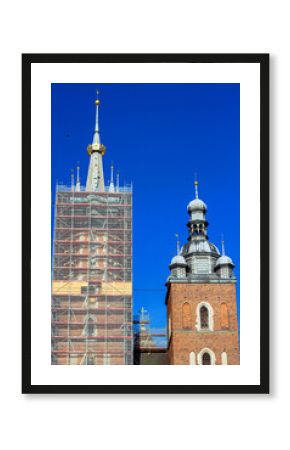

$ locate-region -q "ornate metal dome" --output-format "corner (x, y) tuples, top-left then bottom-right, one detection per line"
(215, 255), (234, 268)
(170, 254), (187, 266)
(187, 198), (207, 213)
(181, 240), (220, 256)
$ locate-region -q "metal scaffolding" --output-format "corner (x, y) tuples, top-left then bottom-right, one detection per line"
(51, 183), (133, 365)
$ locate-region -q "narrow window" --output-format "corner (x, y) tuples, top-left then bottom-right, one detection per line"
(221, 303), (229, 329)
(202, 352), (211, 365)
(87, 318), (95, 336)
(182, 302), (191, 329)
(200, 305), (209, 329)
(189, 352), (196, 365)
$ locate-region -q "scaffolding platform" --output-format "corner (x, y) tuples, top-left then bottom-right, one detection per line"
(51, 185), (133, 365)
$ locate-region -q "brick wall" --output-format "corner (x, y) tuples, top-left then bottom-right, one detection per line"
(167, 283), (239, 365)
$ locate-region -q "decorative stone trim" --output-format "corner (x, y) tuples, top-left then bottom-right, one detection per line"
(196, 301), (214, 331)
(197, 347), (216, 365)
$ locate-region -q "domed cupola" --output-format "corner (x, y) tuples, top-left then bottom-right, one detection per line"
(169, 235), (187, 280)
(170, 254), (187, 266)
(215, 239), (235, 280)
(186, 180), (208, 240)
(187, 197), (207, 214)
(166, 180), (236, 285)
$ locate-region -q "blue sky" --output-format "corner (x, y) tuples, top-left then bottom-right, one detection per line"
(51, 83), (240, 331)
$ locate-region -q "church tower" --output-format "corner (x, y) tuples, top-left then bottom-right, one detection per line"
(51, 92), (133, 365)
(166, 181), (239, 365)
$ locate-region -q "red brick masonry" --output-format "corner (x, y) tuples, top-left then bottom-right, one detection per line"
(167, 283), (240, 365)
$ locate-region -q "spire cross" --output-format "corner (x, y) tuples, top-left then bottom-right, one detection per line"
(141, 306), (145, 321)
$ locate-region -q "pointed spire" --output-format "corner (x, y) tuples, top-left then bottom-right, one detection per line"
(93, 90), (101, 146)
(86, 91), (106, 192)
(109, 163), (115, 192)
(75, 164), (81, 192)
(194, 174), (199, 199)
(116, 171), (120, 193)
(175, 233), (180, 254)
(71, 169), (75, 192)
(221, 234), (225, 256)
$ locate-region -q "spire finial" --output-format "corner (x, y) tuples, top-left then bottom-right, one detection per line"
(175, 233), (180, 254)
(71, 169), (75, 192)
(76, 163), (80, 183)
(95, 89), (100, 106)
(76, 163), (81, 192)
(109, 162), (115, 193)
(116, 170), (120, 192)
(221, 234), (225, 256)
(93, 90), (101, 144)
(194, 173), (199, 199)
(110, 163), (114, 183)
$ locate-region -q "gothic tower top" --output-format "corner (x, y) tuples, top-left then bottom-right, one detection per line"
(86, 91), (107, 192)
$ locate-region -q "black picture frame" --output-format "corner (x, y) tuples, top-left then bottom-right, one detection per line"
(22, 53), (269, 394)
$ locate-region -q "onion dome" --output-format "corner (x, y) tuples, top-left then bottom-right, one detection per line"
(170, 254), (187, 266)
(215, 254), (234, 268)
(215, 239), (234, 268)
(187, 180), (207, 212)
(170, 234), (187, 268)
(187, 198), (207, 213)
(185, 240), (220, 256)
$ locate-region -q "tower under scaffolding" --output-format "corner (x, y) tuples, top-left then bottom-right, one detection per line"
(51, 92), (133, 365)
(51, 184), (133, 365)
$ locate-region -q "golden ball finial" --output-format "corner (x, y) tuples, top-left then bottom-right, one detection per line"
(194, 180), (198, 186)
(95, 89), (100, 105)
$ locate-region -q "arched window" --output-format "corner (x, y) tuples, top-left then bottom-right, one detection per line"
(200, 305), (209, 329)
(202, 352), (211, 365)
(182, 302), (191, 329)
(221, 303), (229, 329)
(197, 348), (216, 365)
(196, 302), (214, 331)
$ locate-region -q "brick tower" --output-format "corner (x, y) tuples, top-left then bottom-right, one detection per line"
(166, 181), (239, 365)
